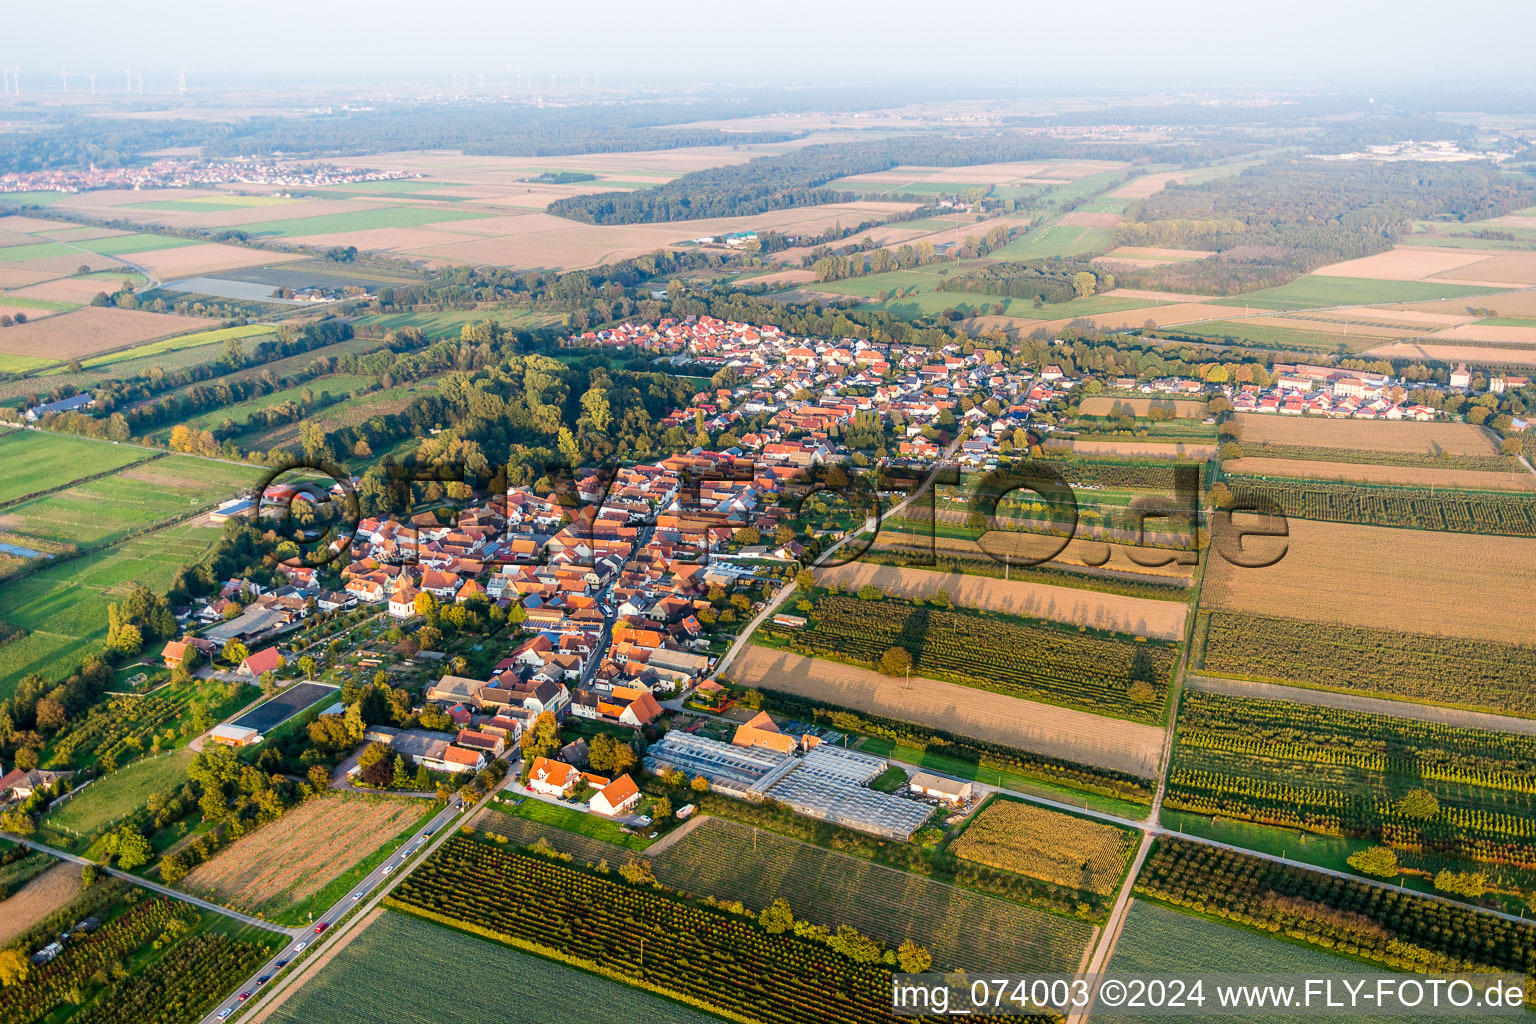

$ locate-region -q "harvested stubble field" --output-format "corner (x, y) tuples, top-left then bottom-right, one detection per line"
(1070, 439), (1217, 459)
(1201, 518), (1536, 645)
(815, 562), (1186, 639)
(1431, 252), (1536, 287)
(949, 798), (1136, 895)
(874, 532), (1199, 580)
(1311, 246), (1502, 282)
(1422, 323), (1536, 344)
(0, 862), (82, 944)
(1078, 396), (1208, 418)
(1232, 414), (1502, 455)
(731, 647), (1164, 777)
(1222, 457), (1536, 491)
(649, 816), (1094, 974)
(178, 795), (424, 914)
(0, 305), (207, 360)
(1365, 341), (1536, 366)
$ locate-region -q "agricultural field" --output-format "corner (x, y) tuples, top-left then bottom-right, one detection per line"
(260, 910), (724, 1024)
(647, 817), (1095, 973)
(0, 861), (82, 945)
(352, 307), (558, 338)
(948, 797), (1137, 895)
(0, 305), (208, 362)
(1223, 477), (1536, 535)
(0, 430), (151, 505)
(154, 372), (377, 439)
(388, 834), (993, 1024)
(39, 748), (195, 849)
(176, 794), (428, 919)
(0, 516), (227, 698)
(57, 322), (277, 373)
(1168, 690), (1536, 888)
(1201, 519), (1536, 646)
(1100, 901), (1419, 1024)
(984, 224), (1117, 259)
(1207, 275), (1502, 311)
(759, 593), (1177, 722)
(1231, 414), (1504, 456)
(814, 562), (1188, 639)
(1199, 610), (1536, 718)
(1136, 837), (1536, 978)
(1221, 457), (1536, 491)
(40, 675), (256, 773)
(1078, 396), (1209, 418)
(731, 646), (1166, 777)
(0, 456), (266, 548)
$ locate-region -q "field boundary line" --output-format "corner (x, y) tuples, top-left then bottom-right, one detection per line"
(0, 449), (166, 513)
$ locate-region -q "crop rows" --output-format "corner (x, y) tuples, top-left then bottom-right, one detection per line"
(389, 835), (1017, 1024)
(1167, 691), (1536, 869)
(649, 817), (1092, 974)
(70, 932), (270, 1024)
(1200, 611), (1536, 717)
(949, 799), (1136, 895)
(1239, 441), (1523, 473)
(1138, 838), (1536, 977)
(0, 897), (177, 1024)
(1225, 478), (1536, 535)
(785, 595), (1174, 722)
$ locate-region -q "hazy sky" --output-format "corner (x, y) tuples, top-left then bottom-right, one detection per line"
(6, 0), (1536, 89)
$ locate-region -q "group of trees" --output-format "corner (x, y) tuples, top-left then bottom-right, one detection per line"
(934, 258), (1115, 305)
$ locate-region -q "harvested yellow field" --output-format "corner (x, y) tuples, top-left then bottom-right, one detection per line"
(876, 533), (1199, 580)
(1232, 413), (1501, 456)
(732, 647), (1164, 776)
(1392, 291), (1536, 319)
(1034, 302), (1240, 334)
(1079, 396), (1209, 418)
(1070, 439), (1217, 459)
(0, 306), (207, 360)
(1251, 315), (1416, 339)
(1430, 252), (1536, 287)
(1365, 342), (1536, 366)
(1306, 306), (1475, 328)
(0, 863), (81, 945)
(1202, 519), (1536, 643)
(1424, 323), (1536, 345)
(950, 799), (1135, 894)
(132, 243), (308, 279)
(1110, 170), (1199, 199)
(1222, 457), (1536, 491)
(1104, 247), (1217, 261)
(1312, 246), (1501, 281)
(177, 794), (423, 914)
(814, 562), (1188, 639)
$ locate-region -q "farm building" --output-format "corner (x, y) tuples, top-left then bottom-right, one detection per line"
(209, 724), (262, 747)
(644, 731), (798, 799)
(908, 771), (974, 805)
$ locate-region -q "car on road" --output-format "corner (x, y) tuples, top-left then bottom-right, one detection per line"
(352, 891), (363, 899)
(275, 959), (289, 968)
(382, 864), (393, 875)
(295, 942), (307, 952)
(238, 992), (251, 1002)
(217, 1010), (232, 1019)
(314, 922), (329, 934)
(257, 975), (270, 985)
(424, 830), (434, 837)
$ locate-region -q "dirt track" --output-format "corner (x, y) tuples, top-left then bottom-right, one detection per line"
(731, 647), (1164, 777)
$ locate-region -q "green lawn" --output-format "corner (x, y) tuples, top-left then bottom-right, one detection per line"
(41, 748), (195, 847)
(984, 224), (1116, 259)
(3, 455), (264, 547)
(128, 197), (303, 213)
(55, 323), (279, 373)
(501, 794), (651, 850)
(1160, 318), (1380, 352)
(0, 353), (60, 373)
(233, 206), (491, 238)
(0, 191), (69, 205)
(155, 373), (376, 438)
(0, 431), (151, 505)
(351, 307), (554, 338)
(263, 910), (723, 1024)
(0, 241), (80, 263)
(1210, 275), (1503, 311)
(76, 233), (199, 256)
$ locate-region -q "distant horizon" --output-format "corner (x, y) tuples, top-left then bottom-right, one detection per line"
(6, 0), (1536, 92)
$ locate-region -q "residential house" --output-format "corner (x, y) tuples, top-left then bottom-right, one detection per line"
(588, 774), (641, 817)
